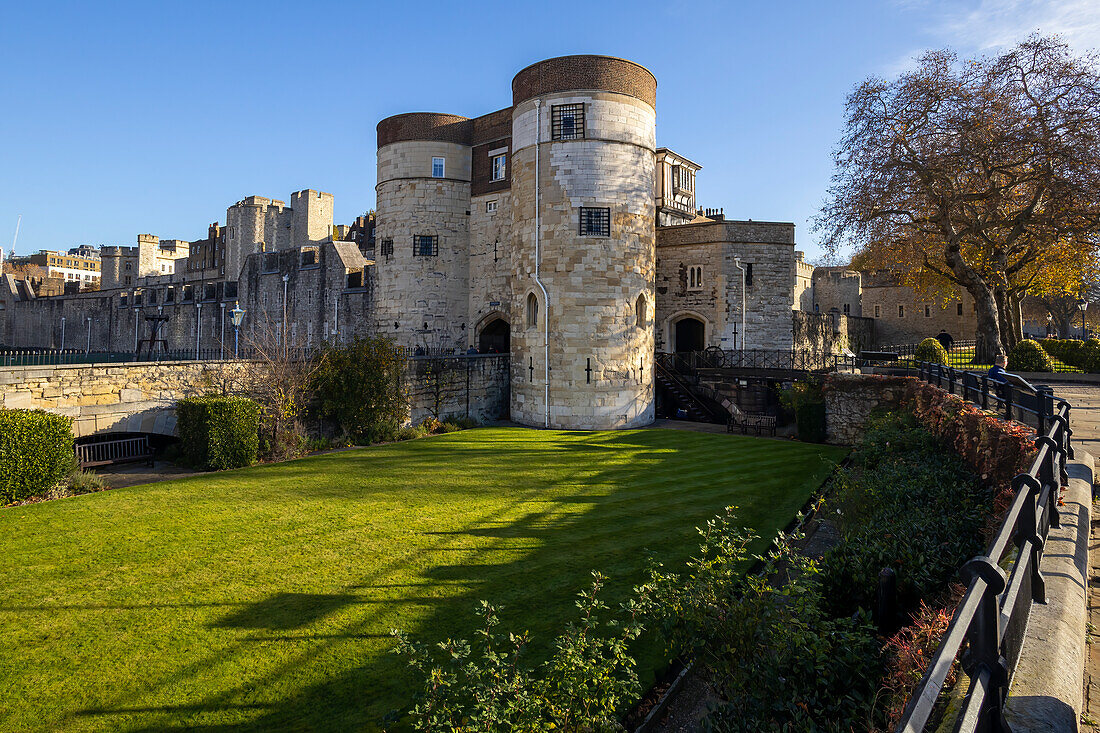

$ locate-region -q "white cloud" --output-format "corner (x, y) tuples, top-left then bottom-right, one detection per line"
(929, 0), (1100, 53)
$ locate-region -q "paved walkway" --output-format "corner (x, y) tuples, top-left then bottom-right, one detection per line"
(1051, 386), (1100, 728)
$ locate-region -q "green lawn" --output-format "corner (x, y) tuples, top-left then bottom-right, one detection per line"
(1, 428), (847, 732)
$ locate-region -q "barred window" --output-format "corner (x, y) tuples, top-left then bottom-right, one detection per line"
(551, 103), (585, 140)
(413, 235), (439, 257)
(380, 238), (393, 256)
(579, 207), (610, 237)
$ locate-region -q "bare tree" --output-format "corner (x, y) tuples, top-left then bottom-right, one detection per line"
(237, 311), (324, 459)
(818, 36), (1100, 360)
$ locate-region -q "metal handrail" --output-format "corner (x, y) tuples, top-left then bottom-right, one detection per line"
(895, 360), (1071, 732)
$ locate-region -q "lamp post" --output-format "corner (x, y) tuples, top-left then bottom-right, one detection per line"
(59, 316), (65, 352)
(230, 302), (245, 358)
(1079, 298), (1089, 341)
(85, 316), (92, 354)
(219, 301), (226, 360)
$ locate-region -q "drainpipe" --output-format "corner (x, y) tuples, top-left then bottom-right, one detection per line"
(734, 258), (746, 350)
(333, 296), (339, 345)
(533, 99), (550, 428)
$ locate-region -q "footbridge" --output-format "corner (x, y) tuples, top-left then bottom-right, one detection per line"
(0, 360), (248, 438)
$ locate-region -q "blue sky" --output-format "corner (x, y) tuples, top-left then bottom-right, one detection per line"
(2, 0), (1098, 260)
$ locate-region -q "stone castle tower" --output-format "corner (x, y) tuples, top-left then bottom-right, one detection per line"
(372, 55), (657, 430)
(509, 56), (656, 429)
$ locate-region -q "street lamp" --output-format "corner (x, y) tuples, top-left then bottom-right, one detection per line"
(195, 301), (202, 360)
(281, 273), (289, 359)
(230, 302), (245, 358)
(59, 316), (65, 352)
(1078, 298), (1088, 341)
(85, 316), (92, 354)
(219, 301), (226, 360)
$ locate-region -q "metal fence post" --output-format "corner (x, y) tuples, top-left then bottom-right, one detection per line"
(1035, 386), (1052, 436)
(960, 556), (1011, 733)
(1013, 473), (1047, 603)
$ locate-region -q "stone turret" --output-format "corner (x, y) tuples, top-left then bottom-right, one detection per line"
(509, 55), (658, 429)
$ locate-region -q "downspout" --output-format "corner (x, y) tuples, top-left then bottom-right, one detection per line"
(533, 99), (550, 428)
(734, 258), (746, 350)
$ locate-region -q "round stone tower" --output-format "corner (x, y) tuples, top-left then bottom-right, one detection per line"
(374, 112), (472, 349)
(509, 56), (657, 429)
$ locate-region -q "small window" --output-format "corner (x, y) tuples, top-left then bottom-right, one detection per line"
(898, 305), (905, 318)
(381, 238), (394, 256)
(688, 266), (703, 291)
(346, 270), (363, 289)
(745, 263), (753, 287)
(148, 289), (158, 305)
(119, 293), (128, 307)
(526, 292), (539, 328)
(124, 276), (132, 285)
(300, 248), (318, 267)
(924, 304), (931, 318)
(551, 103), (585, 140)
(182, 284), (193, 302)
(672, 165), (694, 193)
(842, 303), (850, 315)
(635, 294), (647, 328)
(223, 281), (238, 299)
(874, 305), (881, 318)
(413, 235), (439, 257)
(432, 157), (445, 178)
(957, 302), (963, 316)
(203, 283), (217, 301)
(133, 290), (143, 306)
(491, 154), (506, 182)
(486, 200), (497, 214)
(165, 286), (176, 303)
(124, 262), (132, 272)
(579, 207), (610, 237)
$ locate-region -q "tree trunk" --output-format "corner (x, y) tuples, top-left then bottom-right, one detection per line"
(1007, 291), (1024, 344)
(994, 289), (1019, 351)
(971, 287), (1004, 362)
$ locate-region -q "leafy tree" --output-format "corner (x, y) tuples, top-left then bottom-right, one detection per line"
(818, 36), (1100, 361)
(311, 335), (407, 444)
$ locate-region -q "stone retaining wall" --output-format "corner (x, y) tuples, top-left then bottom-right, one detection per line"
(823, 373), (913, 444)
(405, 355), (510, 425)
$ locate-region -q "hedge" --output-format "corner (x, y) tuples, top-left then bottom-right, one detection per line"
(914, 337), (948, 365)
(0, 408), (74, 504)
(1039, 338), (1100, 372)
(177, 396), (260, 470)
(1007, 339), (1052, 373)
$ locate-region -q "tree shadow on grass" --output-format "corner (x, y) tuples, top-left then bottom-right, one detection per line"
(65, 429), (842, 732)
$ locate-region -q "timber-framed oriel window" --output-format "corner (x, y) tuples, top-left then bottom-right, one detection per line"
(551, 103), (585, 140)
(579, 207), (610, 237)
(413, 235), (439, 257)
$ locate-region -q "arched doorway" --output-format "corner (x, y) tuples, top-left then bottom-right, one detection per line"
(674, 317), (705, 353)
(478, 318), (510, 353)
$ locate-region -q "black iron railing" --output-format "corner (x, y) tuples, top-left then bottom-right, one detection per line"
(896, 361), (1072, 732)
(656, 348), (856, 376)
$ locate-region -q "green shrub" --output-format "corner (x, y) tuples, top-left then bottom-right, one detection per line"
(69, 469), (109, 495)
(1042, 337), (1100, 372)
(419, 417), (443, 434)
(782, 381), (826, 442)
(822, 413), (987, 618)
(642, 509), (885, 731)
(1008, 339), (1053, 372)
(311, 336), (407, 444)
(0, 408), (75, 504)
(177, 396), (260, 470)
(455, 416), (481, 430)
(915, 337), (948, 365)
(439, 421), (461, 433)
(396, 426), (420, 441)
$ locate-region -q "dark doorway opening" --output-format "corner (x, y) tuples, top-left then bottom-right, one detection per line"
(478, 318), (510, 353)
(674, 317), (705, 353)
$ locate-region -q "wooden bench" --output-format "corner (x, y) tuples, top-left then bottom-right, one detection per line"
(727, 413), (777, 436)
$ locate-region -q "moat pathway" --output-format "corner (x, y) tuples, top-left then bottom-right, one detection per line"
(1051, 385), (1100, 728)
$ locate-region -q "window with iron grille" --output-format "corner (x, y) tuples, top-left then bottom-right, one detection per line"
(551, 103), (585, 140)
(381, 238), (394, 256)
(579, 207), (610, 237)
(413, 235), (439, 256)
